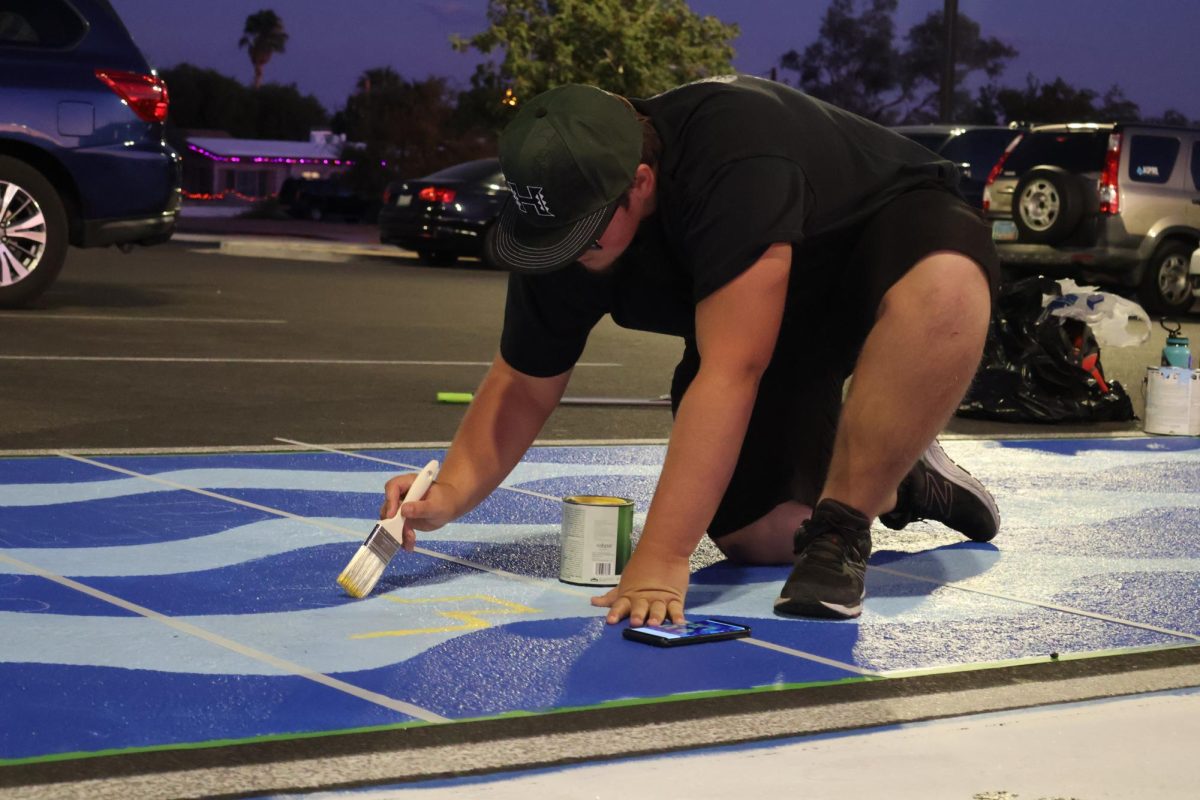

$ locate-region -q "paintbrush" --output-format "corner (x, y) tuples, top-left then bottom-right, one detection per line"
(337, 459), (439, 598)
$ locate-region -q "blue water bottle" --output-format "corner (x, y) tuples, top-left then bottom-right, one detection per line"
(1161, 320), (1192, 369)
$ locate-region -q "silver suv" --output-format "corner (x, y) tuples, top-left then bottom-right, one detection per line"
(984, 122), (1200, 315)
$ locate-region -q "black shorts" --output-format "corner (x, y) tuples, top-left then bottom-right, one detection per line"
(670, 187), (1001, 538)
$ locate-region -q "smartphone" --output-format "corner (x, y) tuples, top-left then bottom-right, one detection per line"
(622, 618), (751, 647)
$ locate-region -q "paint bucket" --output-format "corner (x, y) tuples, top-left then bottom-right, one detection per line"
(559, 495), (633, 586)
(1143, 366), (1200, 436)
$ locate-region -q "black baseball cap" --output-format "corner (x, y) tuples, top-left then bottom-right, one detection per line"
(485, 84), (642, 273)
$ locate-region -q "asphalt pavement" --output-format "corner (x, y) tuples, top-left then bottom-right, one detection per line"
(0, 237), (680, 451)
(1, 222), (1192, 453)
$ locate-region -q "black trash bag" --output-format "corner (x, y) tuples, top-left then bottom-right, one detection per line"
(957, 276), (1135, 423)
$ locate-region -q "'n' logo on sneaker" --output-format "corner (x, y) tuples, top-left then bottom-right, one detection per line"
(507, 183), (554, 217)
(925, 478), (953, 519)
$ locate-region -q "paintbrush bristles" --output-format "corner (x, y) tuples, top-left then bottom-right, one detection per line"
(337, 458), (437, 599)
(337, 545), (387, 598)
(337, 523), (401, 598)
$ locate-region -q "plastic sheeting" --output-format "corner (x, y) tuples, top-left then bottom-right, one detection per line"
(957, 276), (1136, 423)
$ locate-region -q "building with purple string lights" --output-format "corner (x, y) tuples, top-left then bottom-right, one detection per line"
(181, 130), (359, 200)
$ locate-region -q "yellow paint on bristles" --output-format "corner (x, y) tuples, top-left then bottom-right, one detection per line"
(337, 546), (383, 598)
(336, 571), (367, 598)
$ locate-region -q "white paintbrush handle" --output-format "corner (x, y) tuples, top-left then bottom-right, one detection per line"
(384, 459), (439, 527)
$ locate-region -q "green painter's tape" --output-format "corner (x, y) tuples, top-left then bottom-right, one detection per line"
(436, 392), (473, 404)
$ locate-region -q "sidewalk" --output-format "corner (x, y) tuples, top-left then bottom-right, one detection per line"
(175, 208), (421, 263)
(177, 213), (381, 244)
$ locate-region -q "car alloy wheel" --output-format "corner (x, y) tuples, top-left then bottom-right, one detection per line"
(0, 156), (70, 307)
(1155, 251), (1191, 307)
(1139, 240), (1199, 316)
(0, 180), (47, 288)
(1018, 178), (1060, 232)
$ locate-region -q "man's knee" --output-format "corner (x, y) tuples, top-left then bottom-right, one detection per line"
(879, 252), (992, 338)
(712, 500), (811, 565)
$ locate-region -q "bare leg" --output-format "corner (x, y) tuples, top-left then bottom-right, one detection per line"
(820, 252), (991, 518)
(714, 253), (988, 568)
(714, 500), (812, 565)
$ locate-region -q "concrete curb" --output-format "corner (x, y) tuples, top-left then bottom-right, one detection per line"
(172, 233), (418, 263)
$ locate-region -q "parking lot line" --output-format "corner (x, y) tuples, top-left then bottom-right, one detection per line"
(49, 448), (876, 676)
(53, 451), (594, 598)
(0, 356), (621, 367)
(0, 552), (450, 723)
(275, 437), (564, 502)
(872, 565), (1200, 643)
(0, 313), (287, 324)
(273, 439), (1200, 660)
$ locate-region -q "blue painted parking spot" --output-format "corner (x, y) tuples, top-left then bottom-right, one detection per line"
(0, 662), (420, 761)
(1, 438), (1197, 766)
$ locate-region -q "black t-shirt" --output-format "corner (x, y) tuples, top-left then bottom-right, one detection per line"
(501, 75), (957, 378)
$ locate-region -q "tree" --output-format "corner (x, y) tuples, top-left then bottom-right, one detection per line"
(991, 75), (1140, 125)
(778, 0), (904, 122)
(333, 69), (493, 197)
(778, 0), (1017, 125)
(251, 83), (329, 140)
(452, 0), (738, 107)
(900, 9), (1017, 122)
(239, 9), (288, 89)
(160, 63), (327, 146)
(1152, 108), (1194, 126)
(160, 64), (249, 145)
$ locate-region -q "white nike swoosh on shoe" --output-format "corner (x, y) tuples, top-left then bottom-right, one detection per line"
(820, 600), (862, 617)
(771, 596), (863, 617)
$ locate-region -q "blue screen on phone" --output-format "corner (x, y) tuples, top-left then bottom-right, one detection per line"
(628, 619), (747, 639)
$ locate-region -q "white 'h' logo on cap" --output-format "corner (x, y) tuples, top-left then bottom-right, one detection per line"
(508, 183), (554, 217)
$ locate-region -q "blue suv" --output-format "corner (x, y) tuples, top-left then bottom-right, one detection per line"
(0, 0), (180, 307)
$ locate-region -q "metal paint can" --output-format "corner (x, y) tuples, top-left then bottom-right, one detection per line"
(559, 495), (633, 586)
(1143, 366), (1200, 435)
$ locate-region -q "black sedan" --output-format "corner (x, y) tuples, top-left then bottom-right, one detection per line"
(379, 158), (508, 267)
(891, 124), (1022, 208)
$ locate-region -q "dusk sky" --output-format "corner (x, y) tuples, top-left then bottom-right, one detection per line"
(108, 0), (1200, 121)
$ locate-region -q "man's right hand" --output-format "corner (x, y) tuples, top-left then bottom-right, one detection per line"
(379, 475), (462, 551)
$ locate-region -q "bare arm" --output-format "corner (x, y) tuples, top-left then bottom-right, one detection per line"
(382, 352), (570, 547)
(593, 242), (792, 625)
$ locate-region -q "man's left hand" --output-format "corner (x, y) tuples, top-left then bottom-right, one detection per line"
(590, 550), (690, 626)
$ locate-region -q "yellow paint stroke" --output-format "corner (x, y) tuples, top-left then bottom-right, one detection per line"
(350, 594), (541, 639)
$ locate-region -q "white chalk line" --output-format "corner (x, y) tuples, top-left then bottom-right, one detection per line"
(0, 551), (448, 723)
(34, 449), (604, 723)
(53, 451), (590, 598)
(274, 437), (563, 503)
(872, 565), (1200, 643)
(277, 437), (877, 676)
(282, 440), (1200, 656)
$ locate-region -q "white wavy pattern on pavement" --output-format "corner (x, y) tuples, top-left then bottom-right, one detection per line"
(0, 441), (1197, 675)
(0, 462), (663, 507)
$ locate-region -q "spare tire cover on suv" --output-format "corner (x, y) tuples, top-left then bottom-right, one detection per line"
(1013, 166), (1084, 244)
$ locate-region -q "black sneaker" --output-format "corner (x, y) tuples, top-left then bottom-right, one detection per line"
(774, 499), (872, 620)
(879, 440), (1000, 543)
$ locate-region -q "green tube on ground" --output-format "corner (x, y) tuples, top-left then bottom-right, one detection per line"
(436, 392), (474, 404)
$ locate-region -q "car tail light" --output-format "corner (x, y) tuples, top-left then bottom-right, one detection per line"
(95, 69), (169, 123)
(1098, 133), (1122, 215)
(418, 186), (456, 204)
(981, 133), (1022, 212)
(382, 187), (393, 205)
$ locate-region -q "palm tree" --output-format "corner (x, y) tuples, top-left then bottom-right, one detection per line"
(238, 10), (288, 89)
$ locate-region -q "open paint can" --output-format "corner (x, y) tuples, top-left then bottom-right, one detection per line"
(1143, 366), (1200, 435)
(559, 495), (633, 586)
